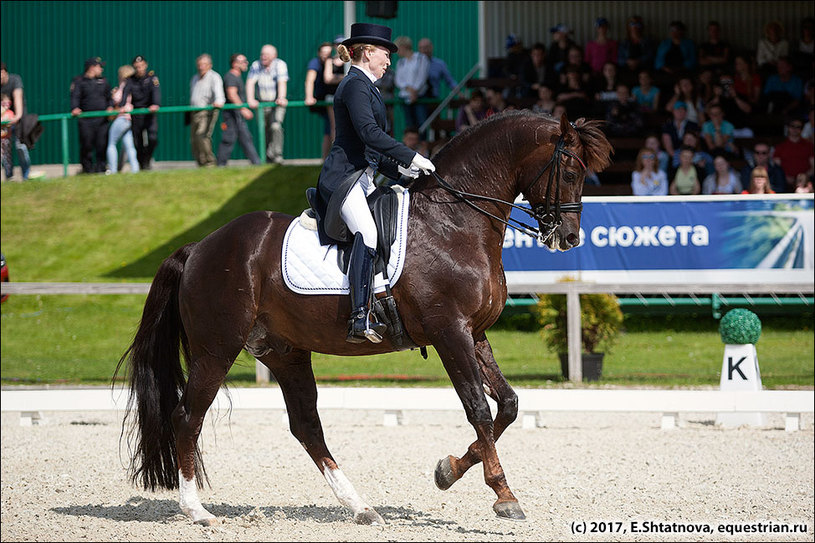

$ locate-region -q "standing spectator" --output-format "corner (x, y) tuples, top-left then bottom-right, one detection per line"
(106, 65), (139, 174)
(654, 21), (697, 74)
(189, 53), (225, 168)
(756, 21), (789, 77)
(305, 42), (335, 160)
(631, 147), (668, 196)
(669, 145), (702, 195)
(585, 17), (618, 75)
(455, 88), (486, 132)
(661, 101), (698, 158)
(632, 69), (660, 112)
(741, 141), (787, 194)
(547, 24), (576, 75)
(394, 36), (430, 140)
(246, 44), (289, 164)
(375, 63), (396, 137)
(122, 55), (160, 171)
(761, 56), (804, 116)
(741, 166), (775, 194)
(702, 153), (742, 194)
(216, 53), (261, 167)
(665, 76), (705, 125)
(618, 15), (656, 78)
(698, 21), (731, 74)
(519, 43), (557, 99)
(419, 38), (458, 101)
(0, 62), (31, 181)
(772, 117), (815, 189)
(70, 57), (113, 174)
(701, 103), (738, 156)
(502, 34), (529, 93)
(1, 93), (15, 180)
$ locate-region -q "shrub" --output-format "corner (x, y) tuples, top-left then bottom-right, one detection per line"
(532, 291), (624, 354)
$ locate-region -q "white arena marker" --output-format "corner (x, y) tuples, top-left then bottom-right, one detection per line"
(716, 344), (766, 428)
(383, 409), (404, 426)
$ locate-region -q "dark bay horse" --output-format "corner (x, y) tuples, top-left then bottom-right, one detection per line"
(114, 111), (612, 525)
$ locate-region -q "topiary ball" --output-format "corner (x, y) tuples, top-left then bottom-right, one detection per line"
(719, 308), (762, 344)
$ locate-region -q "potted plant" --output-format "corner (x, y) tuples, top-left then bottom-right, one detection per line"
(532, 288), (624, 381)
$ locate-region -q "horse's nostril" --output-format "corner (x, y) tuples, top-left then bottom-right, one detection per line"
(566, 233), (579, 246)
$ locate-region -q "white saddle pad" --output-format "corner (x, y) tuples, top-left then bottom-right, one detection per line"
(282, 188), (410, 295)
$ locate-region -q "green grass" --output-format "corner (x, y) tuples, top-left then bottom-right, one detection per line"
(2, 166), (813, 389)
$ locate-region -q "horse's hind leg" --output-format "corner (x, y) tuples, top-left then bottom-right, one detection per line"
(260, 349), (385, 525)
(435, 333), (519, 494)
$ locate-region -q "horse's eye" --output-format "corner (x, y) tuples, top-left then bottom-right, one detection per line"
(564, 171), (577, 182)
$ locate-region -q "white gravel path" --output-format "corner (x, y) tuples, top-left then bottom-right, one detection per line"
(1, 407), (812, 542)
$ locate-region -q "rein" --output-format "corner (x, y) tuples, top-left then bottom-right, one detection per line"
(431, 134), (586, 243)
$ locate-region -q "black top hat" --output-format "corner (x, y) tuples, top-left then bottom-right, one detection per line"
(342, 23), (398, 53)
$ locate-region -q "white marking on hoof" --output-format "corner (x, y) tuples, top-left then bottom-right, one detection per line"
(179, 470), (217, 525)
(322, 463), (385, 525)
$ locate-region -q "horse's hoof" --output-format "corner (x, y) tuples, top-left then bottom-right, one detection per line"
(193, 516), (219, 526)
(434, 455), (460, 490)
(354, 508), (386, 525)
(493, 499), (526, 521)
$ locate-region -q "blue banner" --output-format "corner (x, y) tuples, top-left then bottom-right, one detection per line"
(502, 195), (814, 286)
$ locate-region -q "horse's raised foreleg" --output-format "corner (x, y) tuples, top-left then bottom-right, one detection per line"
(430, 325), (525, 520)
(262, 349), (386, 526)
(435, 334), (518, 493)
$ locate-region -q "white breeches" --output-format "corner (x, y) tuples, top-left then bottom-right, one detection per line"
(341, 168), (378, 249)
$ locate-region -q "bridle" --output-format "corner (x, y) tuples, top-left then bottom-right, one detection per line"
(431, 133), (587, 243)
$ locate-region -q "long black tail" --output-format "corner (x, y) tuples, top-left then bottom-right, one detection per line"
(113, 243), (206, 491)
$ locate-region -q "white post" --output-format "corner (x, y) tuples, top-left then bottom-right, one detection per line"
(716, 344), (766, 427)
(255, 358), (271, 384)
(566, 286), (582, 382)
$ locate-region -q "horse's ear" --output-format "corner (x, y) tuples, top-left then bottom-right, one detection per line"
(559, 114), (578, 145)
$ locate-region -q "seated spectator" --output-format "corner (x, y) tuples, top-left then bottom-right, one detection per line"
(706, 74), (752, 135)
(732, 54), (762, 108)
(594, 61), (621, 115)
(551, 102), (568, 121)
(402, 126), (429, 156)
(484, 87), (510, 117)
(618, 15), (656, 79)
(671, 130), (714, 177)
(644, 133), (671, 174)
(701, 103), (738, 156)
(585, 17), (618, 75)
(661, 101), (699, 158)
(520, 42), (557, 98)
(761, 56), (804, 116)
(632, 69), (660, 112)
(547, 24), (576, 74)
(669, 145), (702, 195)
(532, 85), (556, 115)
(665, 76), (705, 125)
(772, 117), (815, 189)
(698, 20), (731, 74)
(605, 84), (643, 137)
(791, 17), (815, 73)
(557, 45), (591, 89)
(696, 68), (716, 105)
(631, 147), (669, 196)
(702, 153), (743, 194)
(756, 20), (789, 77)
(794, 172), (814, 193)
(741, 141), (787, 193)
(741, 166), (775, 194)
(455, 89), (487, 132)
(655, 20), (697, 75)
(556, 66), (593, 119)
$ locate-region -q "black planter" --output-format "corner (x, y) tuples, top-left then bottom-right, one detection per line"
(559, 353), (604, 381)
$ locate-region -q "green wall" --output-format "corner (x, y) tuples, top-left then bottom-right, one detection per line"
(0, 1), (478, 164)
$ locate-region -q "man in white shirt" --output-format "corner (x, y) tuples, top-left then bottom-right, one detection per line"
(394, 36), (430, 140)
(247, 44), (289, 164)
(189, 53), (225, 167)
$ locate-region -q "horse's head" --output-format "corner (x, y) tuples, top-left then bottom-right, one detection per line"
(521, 114), (612, 251)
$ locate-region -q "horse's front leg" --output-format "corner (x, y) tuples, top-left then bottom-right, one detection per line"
(435, 333), (519, 498)
(430, 324), (525, 520)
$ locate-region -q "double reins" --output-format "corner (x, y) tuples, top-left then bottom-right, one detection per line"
(431, 133), (587, 243)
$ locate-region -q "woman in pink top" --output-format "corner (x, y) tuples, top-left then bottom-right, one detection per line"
(585, 17), (618, 74)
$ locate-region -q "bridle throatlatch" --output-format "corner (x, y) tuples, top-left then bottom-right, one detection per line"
(432, 133), (587, 243)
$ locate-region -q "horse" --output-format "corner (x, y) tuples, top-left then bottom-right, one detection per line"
(114, 110), (613, 526)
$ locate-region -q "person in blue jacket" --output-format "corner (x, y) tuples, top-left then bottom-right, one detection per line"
(313, 22), (436, 344)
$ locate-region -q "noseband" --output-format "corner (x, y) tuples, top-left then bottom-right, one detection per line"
(432, 133), (587, 243)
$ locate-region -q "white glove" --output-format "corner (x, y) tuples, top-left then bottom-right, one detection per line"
(398, 164), (420, 179)
(411, 153), (436, 175)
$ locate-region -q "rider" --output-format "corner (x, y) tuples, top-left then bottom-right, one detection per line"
(313, 22), (436, 344)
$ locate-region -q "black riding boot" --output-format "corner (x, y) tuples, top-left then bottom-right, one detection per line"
(346, 233), (387, 344)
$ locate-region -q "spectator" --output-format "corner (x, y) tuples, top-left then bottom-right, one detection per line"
(702, 152), (742, 194)
(305, 42), (335, 160)
(0, 62), (31, 181)
(661, 101), (699, 158)
(654, 20), (697, 74)
(418, 37), (458, 101)
(665, 75), (705, 125)
(756, 20), (789, 77)
(802, 105), (814, 141)
(732, 54), (762, 108)
(557, 45), (591, 88)
(791, 17), (815, 73)
(551, 102), (568, 121)
(761, 56), (804, 116)
(484, 86), (509, 117)
(1, 93), (14, 180)
(618, 15), (656, 77)
(631, 147), (669, 196)
(701, 103), (738, 156)
(632, 69), (660, 112)
(547, 24), (576, 74)
(794, 172), (814, 193)
(375, 63), (396, 136)
(106, 65), (139, 174)
(741, 166), (775, 194)
(401, 126), (428, 156)
(556, 66), (593, 119)
(707, 72), (753, 136)
(502, 34), (529, 96)
(670, 130), (714, 177)
(532, 85), (556, 116)
(246, 44), (289, 164)
(741, 141), (787, 194)
(772, 117), (815, 189)
(519, 42), (557, 98)
(70, 57), (113, 174)
(585, 17), (618, 75)
(394, 36), (430, 140)
(605, 84), (643, 137)
(696, 67), (716, 105)
(455, 89), (487, 132)
(216, 53), (261, 167)
(594, 61), (621, 107)
(669, 145), (702, 195)
(698, 20), (731, 74)
(644, 133), (671, 175)
(122, 55), (160, 171)
(189, 53), (225, 168)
